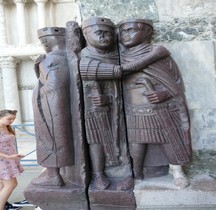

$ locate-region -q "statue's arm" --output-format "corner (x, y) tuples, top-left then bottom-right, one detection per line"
(80, 58), (121, 80)
(121, 45), (170, 74)
(34, 55), (46, 78)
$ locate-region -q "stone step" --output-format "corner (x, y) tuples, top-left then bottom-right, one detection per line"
(134, 173), (216, 209)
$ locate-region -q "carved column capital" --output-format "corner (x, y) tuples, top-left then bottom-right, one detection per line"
(0, 0), (6, 5)
(29, 55), (41, 62)
(13, 0), (27, 4)
(0, 56), (21, 69)
(34, 0), (48, 3)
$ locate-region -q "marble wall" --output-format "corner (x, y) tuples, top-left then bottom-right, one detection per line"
(78, 0), (216, 151)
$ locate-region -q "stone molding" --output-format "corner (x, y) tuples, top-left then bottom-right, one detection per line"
(1, 0), (32, 4)
(0, 56), (20, 69)
(18, 85), (35, 90)
(29, 55), (41, 61)
(0, 44), (44, 58)
(13, 0), (27, 4)
(34, 0), (48, 3)
(51, 0), (76, 3)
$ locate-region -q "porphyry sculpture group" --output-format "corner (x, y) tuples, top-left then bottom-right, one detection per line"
(24, 17), (192, 210)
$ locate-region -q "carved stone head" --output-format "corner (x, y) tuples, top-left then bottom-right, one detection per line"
(37, 27), (66, 53)
(118, 19), (153, 48)
(81, 17), (116, 51)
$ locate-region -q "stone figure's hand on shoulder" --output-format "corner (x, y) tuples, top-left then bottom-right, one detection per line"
(91, 95), (112, 106)
(145, 90), (170, 104)
(152, 45), (170, 58)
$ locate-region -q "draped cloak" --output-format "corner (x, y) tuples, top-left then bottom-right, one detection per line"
(33, 49), (73, 167)
(120, 44), (192, 165)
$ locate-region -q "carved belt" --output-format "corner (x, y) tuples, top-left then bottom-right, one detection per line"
(125, 101), (178, 116)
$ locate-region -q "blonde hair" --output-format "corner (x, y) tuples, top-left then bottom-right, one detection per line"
(0, 110), (17, 135)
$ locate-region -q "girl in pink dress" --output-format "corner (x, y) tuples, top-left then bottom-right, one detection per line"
(0, 110), (24, 210)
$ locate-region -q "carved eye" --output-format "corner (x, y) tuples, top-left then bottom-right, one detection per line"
(104, 31), (113, 36)
(95, 30), (102, 35)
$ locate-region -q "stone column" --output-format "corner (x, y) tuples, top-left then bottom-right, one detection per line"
(0, 57), (22, 124)
(34, 0), (48, 29)
(13, 0), (27, 45)
(75, 0), (82, 25)
(0, 0), (7, 45)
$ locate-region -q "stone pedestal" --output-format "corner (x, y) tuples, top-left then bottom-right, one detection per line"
(89, 188), (136, 210)
(24, 169), (88, 210)
(134, 173), (216, 209)
(24, 183), (88, 210)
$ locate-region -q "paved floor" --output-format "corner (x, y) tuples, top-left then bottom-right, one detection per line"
(9, 166), (43, 210)
(7, 127), (42, 209)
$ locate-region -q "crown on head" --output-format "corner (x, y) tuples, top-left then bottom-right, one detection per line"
(37, 27), (66, 38)
(82, 17), (115, 30)
(118, 19), (153, 29)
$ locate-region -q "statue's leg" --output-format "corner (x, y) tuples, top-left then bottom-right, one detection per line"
(169, 164), (189, 189)
(129, 143), (146, 180)
(31, 167), (64, 187)
(162, 144), (190, 188)
(89, 144), (110, 190)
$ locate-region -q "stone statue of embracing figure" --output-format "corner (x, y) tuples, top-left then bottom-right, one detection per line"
(26, 17), (192, 210)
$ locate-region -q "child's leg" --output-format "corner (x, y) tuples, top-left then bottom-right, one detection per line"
(0, 178), (18, 210)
